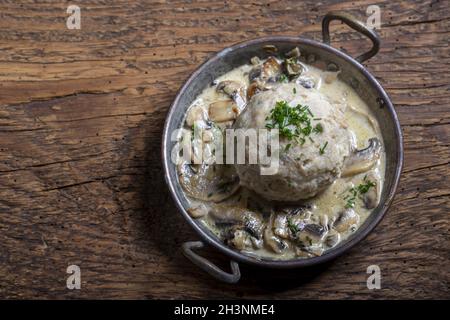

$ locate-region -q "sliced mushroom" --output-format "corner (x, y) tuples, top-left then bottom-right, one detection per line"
(202, 129), (214, 142)
(214, 120), (234, 131)
(285, 58), (304, 76)
(278, 203), (313, 216)
(178, 162), (240, 202)
(347, 104), (379, 132)
(305, 246), (324, 257)
(248, 68), (262, 82)
(285, 47), (301, 59)
(333, 208), (360, 233)
(264, 213), (288, 253)
(363, 173), (380, 209)
(295, 223), (326, 248)
(216, 80), (241, 97)
(273, 214), (289, 239)
(228, 229), (249, 250)
(319, 214), (329, 232)
(342, 138), (382, 177)
(244, 215), (265, 240)
(261, 57), (282, 82)
(303, 224), (326, 238)
(295, 247), (313, 258)
(216, 80), (246, 109)
(250, 236), (264, 249)
(286, 62), (303, 76)
(295, 76), (315, 89)
(185, 101), (208, 127)
(187, 204), (208, 218)
(209, 206), (245, 223)
(247, 80), (272, 99)
(249, 56), (282, 83)
(323, 71), (340, 84)
(306, 246), (325, 257)
(263, 44), (278, 54)
(208, 100), (239, 122)
(250, 56), (261, 65)
(190, 124), (204, 164)
(246, 57), (281, 99)
(325, 230), (341, 248)
(225, 228), (253, 250)
(265, 229), (288, 253)
(294, 239), (324, 256)
(210, 205), (265, 239)
(285, 215), (306, 239)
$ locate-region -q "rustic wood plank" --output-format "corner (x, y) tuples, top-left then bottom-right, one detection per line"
(0, 0), (449, 299)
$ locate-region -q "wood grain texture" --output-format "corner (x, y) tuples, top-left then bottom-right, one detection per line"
(0, 0), (449, 299)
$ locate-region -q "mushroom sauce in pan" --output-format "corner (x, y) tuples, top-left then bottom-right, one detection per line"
(175, 46), (385, 260)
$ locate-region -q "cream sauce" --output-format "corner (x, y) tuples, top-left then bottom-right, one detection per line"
(177, 52), (385, 260)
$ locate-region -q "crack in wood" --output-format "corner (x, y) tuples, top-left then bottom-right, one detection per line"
(382, 16), (450, 28)
(40, 175), (120, 192)
(403, 161), (450, 174)
(0, 148), (119, 174)
(1, 88), (127, 108)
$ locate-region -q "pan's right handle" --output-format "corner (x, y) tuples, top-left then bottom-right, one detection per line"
(182, 241), (241, 284)
(322, 11), (380, 63)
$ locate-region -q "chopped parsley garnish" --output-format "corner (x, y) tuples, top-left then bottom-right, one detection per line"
(191, 123), (196, 141)
(298, 137), (306, 145)
(279, 74), (289, 83)
(265, 100), (312, 141)
(344, 193), (356, 209)
(285, 143), (292, 151)
(293, 87), (297, 94)
(357, 176), (377, 194)
(287, 217), (299, 234)
(344, 176), (376, 208)
(319, 141), (328, 155)
(313, 123), (323, 134)
(266, 100), (325, 151)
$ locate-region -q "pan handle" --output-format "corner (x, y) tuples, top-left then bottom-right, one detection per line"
(182, 241), (241, 284)
(322, 11), (380, 63)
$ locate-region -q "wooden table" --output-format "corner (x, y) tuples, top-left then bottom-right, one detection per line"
(0, 0), (448, 299)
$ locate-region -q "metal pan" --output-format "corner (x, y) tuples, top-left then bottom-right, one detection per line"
(162, 11), (403, 283)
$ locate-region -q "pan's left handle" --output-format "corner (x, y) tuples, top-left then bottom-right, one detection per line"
(182, 241), (241, 284)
